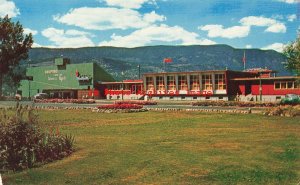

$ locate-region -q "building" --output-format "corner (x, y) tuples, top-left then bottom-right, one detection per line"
(19, 58), (300, 102)
(103, 69), (300, 102)
(18, 58), (115, 99)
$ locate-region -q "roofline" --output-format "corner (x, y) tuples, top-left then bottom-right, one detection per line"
(142, 70), (236, 76)
(231, 76), (300, 81)
(99, 81), (143, 85)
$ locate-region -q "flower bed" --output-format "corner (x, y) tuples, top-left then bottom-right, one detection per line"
(34, 98), (95, 104)
(192, 101), (278, 107)
(114, 100), (157, 105)
(95, 103), (146, 113)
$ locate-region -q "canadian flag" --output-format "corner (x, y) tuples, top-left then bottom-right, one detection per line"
(163, 58), (172, 63)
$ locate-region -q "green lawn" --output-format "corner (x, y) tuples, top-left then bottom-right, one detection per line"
(2, 110), (300, 185)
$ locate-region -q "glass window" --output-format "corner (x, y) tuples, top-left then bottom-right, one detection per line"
(178, 75), (188, 90)
(167, 76), (176, 90)
(156, 76), (165, 90)
(146, 77), (154, 91)
(190, 75), (200, 90)
(274, 82), (280, 89)
(280, 82), (287, 89)
(215, 74), (226, 90)
(202, 74), (212, 90)
(287, 81), (293, 89)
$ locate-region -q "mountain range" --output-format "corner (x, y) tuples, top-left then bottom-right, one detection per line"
(25, 45), (291, 81)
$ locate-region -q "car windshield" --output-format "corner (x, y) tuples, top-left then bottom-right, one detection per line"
(286, 94), (298, 98)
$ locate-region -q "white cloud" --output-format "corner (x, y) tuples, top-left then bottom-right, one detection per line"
(0, 0), (20, 18)
(24, 28), (38, 36)
(99, 24), (216, 48)
(41, 28), (95, 48)
(246, 45), (252, 48)
(287, 14), (297, 22)
(199, 24), (250, 39)
(32, 43), (42, 48)
(275, 0), (299, 4)
(262, 42), (285, 52)
(143, 11), (166, 23)
(54, 7), (165, 30)
(240, 16), (286, 33)
(265, 22), (286, 33)
(104, 0), (156, 9)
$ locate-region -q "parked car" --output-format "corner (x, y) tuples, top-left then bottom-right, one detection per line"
(34, 93), (49, 99)
(281, 94), (300, 105)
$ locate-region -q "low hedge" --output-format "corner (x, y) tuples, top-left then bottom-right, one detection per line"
(192, 101), (278, 107)
(34, 98), (95, 104)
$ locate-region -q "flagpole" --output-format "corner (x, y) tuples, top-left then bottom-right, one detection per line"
(243, 50), (246, 71)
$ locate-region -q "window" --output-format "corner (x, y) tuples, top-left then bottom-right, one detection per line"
(287, 81), (293, 89)
(215, 74), (226, 90)
(274, 81), (297, 90)
(167, 76), (176, 90)
(275, 82), (280, 89)
(190, 75), (200, 90)
(178, 75), (188, 90)
(146, 77), (154, 91)
(156, 76), (165, 90)
(202, 74), (212, 90)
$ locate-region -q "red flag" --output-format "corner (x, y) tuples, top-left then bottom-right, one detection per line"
(242, 51), (246, 64)
(164, 58), (172, 63)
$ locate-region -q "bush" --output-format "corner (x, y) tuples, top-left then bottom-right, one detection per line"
(97, 104), (143, 110)
(34, 98), (95, 104)
(192, 101), (278, 107)
(0, 102), (74, 172)
(264, 105), (300, 117)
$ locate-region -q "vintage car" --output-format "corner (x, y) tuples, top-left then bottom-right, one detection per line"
(34, 93), (49, 99)
(281, 94), (300, 104)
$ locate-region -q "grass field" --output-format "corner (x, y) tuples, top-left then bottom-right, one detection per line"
(2, 110), (300, 185)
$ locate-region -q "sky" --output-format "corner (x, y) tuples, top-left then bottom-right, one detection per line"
(1, 0), (299, 52)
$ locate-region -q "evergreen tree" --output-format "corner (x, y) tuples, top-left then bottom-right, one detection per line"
(0, 15), (33, 97)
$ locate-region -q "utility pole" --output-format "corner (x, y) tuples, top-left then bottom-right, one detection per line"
(28, 59), (31, 100)
(259, 72), (262, 102)
(121, 71), (124, 100)
(137, 64), (141, 79)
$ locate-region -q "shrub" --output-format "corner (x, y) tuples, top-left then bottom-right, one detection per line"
(264, 105), (300, 117)
(192, 101), (278, 107)
(34, 98), (95, 104)
(97, 104), (143, 110)
(0, 102), (74, 172)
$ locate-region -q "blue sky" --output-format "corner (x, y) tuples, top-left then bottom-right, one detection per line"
(1, 0), (299, 52)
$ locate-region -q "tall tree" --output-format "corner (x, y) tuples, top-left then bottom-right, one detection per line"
(283, 30), (300, 76)
(0, 15), (33, 97)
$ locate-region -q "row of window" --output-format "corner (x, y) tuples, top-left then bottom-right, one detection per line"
(146, 74), (226, 91)
(274, 81), (299, 89)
